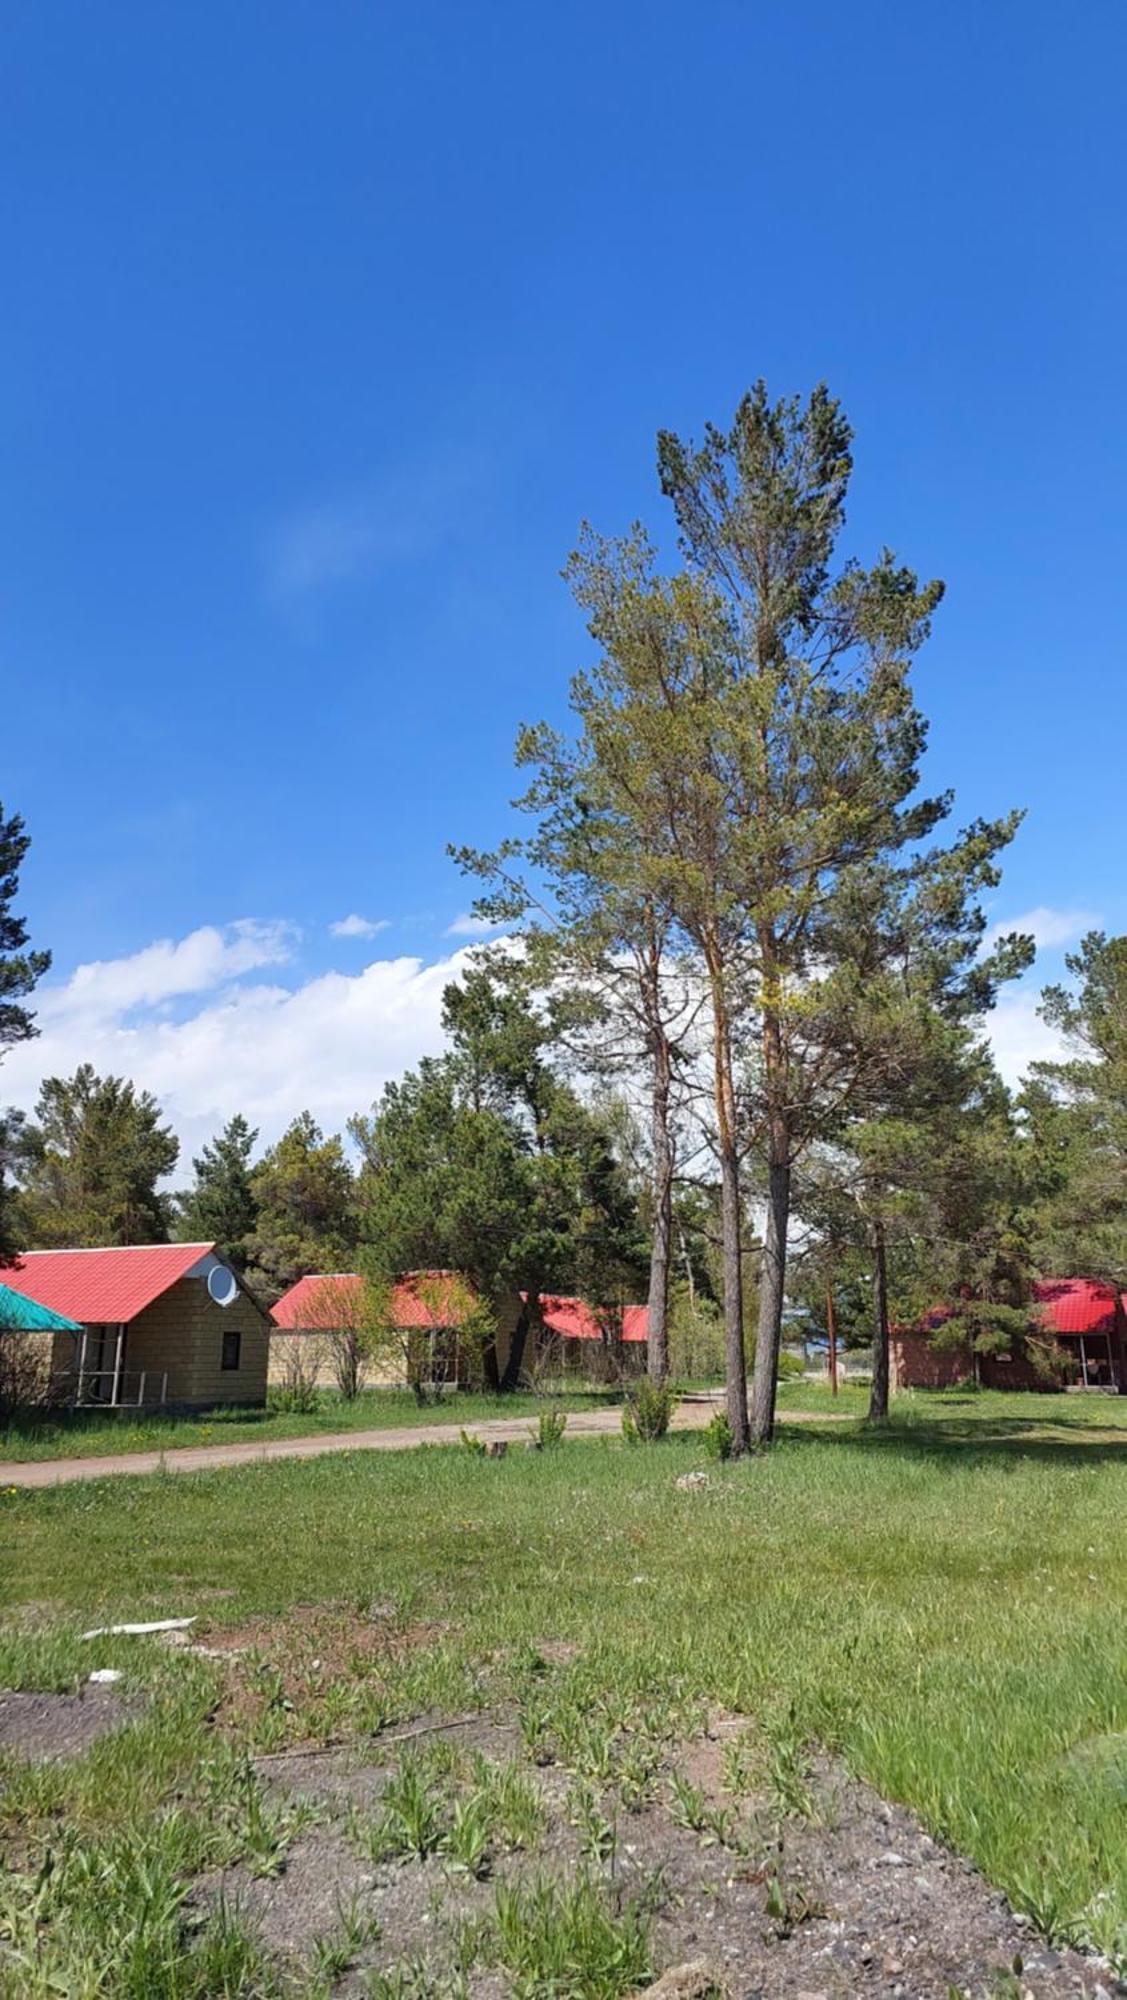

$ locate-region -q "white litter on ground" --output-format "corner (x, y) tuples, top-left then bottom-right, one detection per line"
(87, 1669), (123, 1686)
(80, 1617), (197, 1640)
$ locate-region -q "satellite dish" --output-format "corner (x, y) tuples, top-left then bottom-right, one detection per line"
(207, 1265), (238, 1309)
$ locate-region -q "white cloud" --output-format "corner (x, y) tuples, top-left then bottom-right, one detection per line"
(444, 912), (499, 939)
(329, 914), (390, 940)
(0, 924), (480, 1177)
(39, 921), (296, 1024)
(984, 906), (1101, 953)
(267, 450), (481, 603)
(982, 989), (1066, 1088)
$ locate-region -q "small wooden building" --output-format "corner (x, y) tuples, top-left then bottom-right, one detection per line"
(0, 1243), (271, 1410)
(892, 1278), (1127, 1393)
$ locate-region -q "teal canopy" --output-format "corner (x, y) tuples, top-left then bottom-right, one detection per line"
(0, 1282), (81, 1333)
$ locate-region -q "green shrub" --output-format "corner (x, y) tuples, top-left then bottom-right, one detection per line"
(702, 1410), (734, 1460)
(777, 1351), (806, 1380)
(532, 1409), (568, 1451)
(621, 1379), (674, 1444)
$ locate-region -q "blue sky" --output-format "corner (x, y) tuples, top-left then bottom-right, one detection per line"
(3, 0), (1125, 1156)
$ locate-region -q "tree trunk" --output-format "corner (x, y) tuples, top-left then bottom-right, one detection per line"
(868, 1220), (890, 1421)
(646, 1037), (673, 1384)
(749, 995), (790, 1446)
(500, 1295), (534, 1392)
(749, 1146), (790, 1443)
(709, 970), (749, 1454)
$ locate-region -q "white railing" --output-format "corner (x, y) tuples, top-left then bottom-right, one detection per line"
(53, 1368), (169, 1411)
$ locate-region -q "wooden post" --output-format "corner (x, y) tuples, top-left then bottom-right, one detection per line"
(111, 1325), (125, 1407)
(76, 1326), (88, 1406)
(826, 1286), (838, 1397)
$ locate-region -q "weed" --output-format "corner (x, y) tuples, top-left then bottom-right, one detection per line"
(667, 1771), (709, 1833)
(469, 1754), (545, 1850)
(532, 1408), (569, 1450)
(621, 1379), (674, 1443)
(309, 1894), (381, 1981)
(362, 1753), (446, 1861)
(569, 1778), (618, 1866)
(702, 1410), (734, 1460)
(492, 1872), (652, 1997)
(446, 1794), (492, 1878)
(617, 1738), (662, 1813)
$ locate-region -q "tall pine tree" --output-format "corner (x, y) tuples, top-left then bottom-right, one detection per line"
(0, 802), (50, 1261)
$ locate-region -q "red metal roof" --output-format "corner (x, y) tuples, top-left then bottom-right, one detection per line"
(271, 1271), (479, 1331)
(1033, 1278), (1123, 1338)
(527, 1294), (649, 1343)
(3, 1244), (214, 1325)
(622, 1304), (649, 1344)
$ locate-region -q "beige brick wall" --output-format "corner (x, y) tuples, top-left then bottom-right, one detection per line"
(126, 1277), (270, 1408)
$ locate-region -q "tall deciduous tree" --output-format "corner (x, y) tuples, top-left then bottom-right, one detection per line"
(0, 803), (51, 1262)
(245, 1112), (357, 1302)
(176, 1114), (259, 1270)
(18, 1064), (178, 1246)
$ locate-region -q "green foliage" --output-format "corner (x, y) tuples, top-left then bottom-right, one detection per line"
(244, 1111), (357, 1302)
(620, 1377), (673, 1443)
(702, 1410), (734, 1460)
(1025, 931), (1127, 1284)
(16, 1063), (179, 1246)
(491, 1872), (652, 1998)
(352, 962), (645, 1390)
(532, 1407), (568, 1450)
(175, 1114), (258, 1269)
(0, 803), (50, 1263)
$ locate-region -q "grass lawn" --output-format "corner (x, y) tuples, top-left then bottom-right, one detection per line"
(0, 1384), (629, 1462)
(1, 1388), (1126, 1992)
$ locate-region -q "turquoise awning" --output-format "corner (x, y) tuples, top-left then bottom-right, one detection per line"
(0, 1281), (82, 1333)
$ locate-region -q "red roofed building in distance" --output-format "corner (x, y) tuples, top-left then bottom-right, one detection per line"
(891, 1278), (1127, 1393)
(2, 1244), (271, 1410)
(270, 1273), (649, 1389)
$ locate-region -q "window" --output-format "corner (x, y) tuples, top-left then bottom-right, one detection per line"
(221, 1329), (241, 1372)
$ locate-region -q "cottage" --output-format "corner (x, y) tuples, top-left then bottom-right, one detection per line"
(0, 1243), (271, 1410)
(269, 1269), (508, 1389)
(526, 1294), (649, 1378)
(270, 1273), (649, 1389)
(891, 1278), (1127, 1393)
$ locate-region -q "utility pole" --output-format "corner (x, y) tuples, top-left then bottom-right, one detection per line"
(826, 1286), (839, 1398)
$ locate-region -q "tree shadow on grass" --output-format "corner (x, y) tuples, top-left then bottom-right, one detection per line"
(780, 1404), (1127, 1471)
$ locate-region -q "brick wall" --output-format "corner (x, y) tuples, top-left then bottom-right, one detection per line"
(890, 1332), (969, 1389)
(126, 1277), (270, 1408)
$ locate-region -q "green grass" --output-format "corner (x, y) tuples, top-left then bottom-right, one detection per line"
(2, 1388), (1127, 1987)
(0, 1383), (625, 1462)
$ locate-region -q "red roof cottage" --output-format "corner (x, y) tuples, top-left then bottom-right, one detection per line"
(1, 1244), (271, 1410)
(891, 1278), (1127, 1393)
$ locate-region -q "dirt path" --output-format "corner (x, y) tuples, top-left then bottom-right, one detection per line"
(0, 1398), (851, 1490)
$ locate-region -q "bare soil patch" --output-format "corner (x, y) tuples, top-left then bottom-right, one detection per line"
(191, 1709), (1118, 1997)
(0, 1687), (141, 1763)
(201, 1602), (446, 1737)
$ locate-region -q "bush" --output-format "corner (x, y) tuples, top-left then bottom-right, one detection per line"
(621, 1378), (674, 1444)
(531, 1409), (568, 1450)
(702, 1410), (734, 1460)
(777, 1351), (806, 1380)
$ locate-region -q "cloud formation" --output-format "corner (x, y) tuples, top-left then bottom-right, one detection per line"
(984, 905), (1101, 953)
(329, 914), (390, 940)
(1, 926), (479, 1174)
(444, 911), (499, 938)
